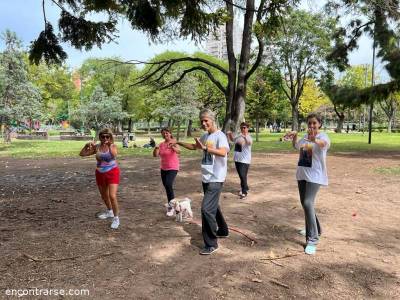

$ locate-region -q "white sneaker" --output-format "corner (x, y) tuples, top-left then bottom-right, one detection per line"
(97, 210), (114, 220)
(111, 217), (120, 229)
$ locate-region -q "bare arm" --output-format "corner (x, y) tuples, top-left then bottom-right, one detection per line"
(176, 141), (197, 150)
(226, 131), (234, 142)
(153, 144), (160, 157)
(109, 144), (118, 157)
(291, 132), (298, 149)
(79, 142), (96, 156)
(243, 135), (252, 145)
(307, 129), (327, 149)
(170, 143), (181, 154)
(207, 146), (228, 157)
(195, 137), (227, 157)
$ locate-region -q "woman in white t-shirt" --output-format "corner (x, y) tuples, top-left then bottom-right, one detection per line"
(227, 122), (252, 199)
(286, 113), (330, 255)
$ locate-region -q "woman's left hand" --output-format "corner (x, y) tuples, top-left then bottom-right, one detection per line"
(308, 129), (317, 142)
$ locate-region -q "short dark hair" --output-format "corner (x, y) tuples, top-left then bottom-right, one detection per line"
(306, 113), (323, 128)
(161, 127), (173, 138)
(240, 122), (250, 128)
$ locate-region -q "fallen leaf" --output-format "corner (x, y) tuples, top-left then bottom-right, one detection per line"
(252, 278), (262, 283)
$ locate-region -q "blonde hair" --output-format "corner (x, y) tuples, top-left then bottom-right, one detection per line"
(98, 128), (114, 144)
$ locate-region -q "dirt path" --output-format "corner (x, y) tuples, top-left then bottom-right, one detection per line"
(1, 153), (399, 299)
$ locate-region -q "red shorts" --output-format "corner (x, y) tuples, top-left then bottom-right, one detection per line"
(95, 167), (120, 186)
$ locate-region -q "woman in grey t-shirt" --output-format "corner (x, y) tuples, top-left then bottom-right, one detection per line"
(227, 122), (252, 199)
(286, 113), (330, 255)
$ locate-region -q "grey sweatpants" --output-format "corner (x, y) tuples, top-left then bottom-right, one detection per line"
(297, 180), (322, 245)
(201, 182), (229, 248)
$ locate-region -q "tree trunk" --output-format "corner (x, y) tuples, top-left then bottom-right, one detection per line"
(147, 119), (151, 134)
(387, 113), (394, 133)
(3, 126), (11, 143)
(291, 104), (299, 131)
(176, 120), (181, 141)
(336, 115), (345, 133)
(255, 116), (259, 142)
(186, 119), (193, 137)
(168, 119), (172, 128)
(222, 2), (237, 133)
(128, 118), (133, 132)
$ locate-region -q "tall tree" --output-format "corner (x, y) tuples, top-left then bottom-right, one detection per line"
(70, 86), (127, 136)
(299, 78), (330, 118)
(380, 92), (399, 132)
(324, 0), (400, 115)
(246, 66), (287, 141)
(78, 58), (142, 131)
(266, 9), (336, 130)
(27, 60), (78, 123)
(29, 0), (297, 132)
(0, 30), (42, 142)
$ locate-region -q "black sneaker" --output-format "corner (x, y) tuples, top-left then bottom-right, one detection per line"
(216, 232), (229, 238)
(199, 246), (219, 255)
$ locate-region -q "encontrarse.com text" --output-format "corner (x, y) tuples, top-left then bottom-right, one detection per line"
(5, 288), (90, 297)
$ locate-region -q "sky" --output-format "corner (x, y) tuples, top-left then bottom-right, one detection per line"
(0, 0), (387, 80)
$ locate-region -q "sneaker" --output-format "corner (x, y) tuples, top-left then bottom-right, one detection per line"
(304, 244), (316, 255)
(298, 229), (321, 237)
(199, 246), (219, 255)
(97, 210), (114, 220)
(240, 193), (247, 199)
(298, 229), (306, 236)
(166, 205), (175, 217)
(216, 233), (229, 238)
(110, 217), (120, 229)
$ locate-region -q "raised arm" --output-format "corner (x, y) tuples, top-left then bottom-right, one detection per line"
(79, 141), (96, 156)
(153, 144), (160, 157)
(176, 141), (197, 150)
(109, 143), (118, 157)
(226, 131), (234, 142)
(307, 130), (328, 149)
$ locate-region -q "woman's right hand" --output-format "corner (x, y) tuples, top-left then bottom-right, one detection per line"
(283, 131), (297, 141)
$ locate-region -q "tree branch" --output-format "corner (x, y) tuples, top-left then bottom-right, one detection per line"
(245, 0), (268, 81)
(107, 57), (229, 76)
(159, 66), (227, 96)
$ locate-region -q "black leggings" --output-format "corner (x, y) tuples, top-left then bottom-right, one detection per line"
(161, 169), (178, 202)
(235, 162), (250, 194)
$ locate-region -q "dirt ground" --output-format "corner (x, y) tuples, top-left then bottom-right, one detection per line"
(1, 152), (399, 299)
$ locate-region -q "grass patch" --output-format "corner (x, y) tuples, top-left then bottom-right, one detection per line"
(374, 166), (400, 175)
(0, 131), (399, 159)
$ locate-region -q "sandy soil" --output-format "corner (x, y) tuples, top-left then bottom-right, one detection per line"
(0, 152), (399, 299)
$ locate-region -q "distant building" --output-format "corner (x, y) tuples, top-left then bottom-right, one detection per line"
(205, 24), (242, 60)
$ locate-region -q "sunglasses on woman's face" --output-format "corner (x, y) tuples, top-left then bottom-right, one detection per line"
(240, 127), (247, 129)
(100, 135), (111, 139)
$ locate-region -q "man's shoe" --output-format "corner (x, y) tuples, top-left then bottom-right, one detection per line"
(216, 232), (229, 238)
(240, 193), (247, 199)
(199, 246), (219, 255)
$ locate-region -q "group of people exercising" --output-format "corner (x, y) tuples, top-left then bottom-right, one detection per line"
(80, 108), (330, 255)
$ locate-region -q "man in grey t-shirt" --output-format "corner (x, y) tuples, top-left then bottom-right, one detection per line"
(176, 108), (230, 255)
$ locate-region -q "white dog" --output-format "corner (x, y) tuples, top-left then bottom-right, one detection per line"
(168, 198), (193, 222)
